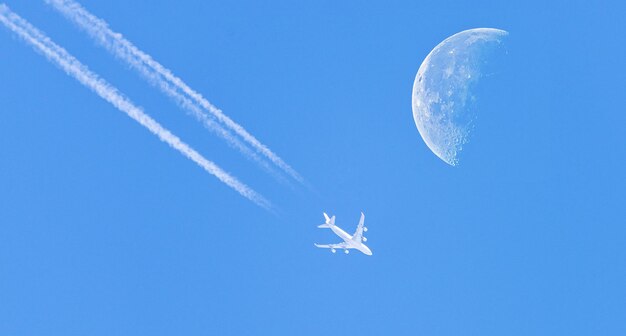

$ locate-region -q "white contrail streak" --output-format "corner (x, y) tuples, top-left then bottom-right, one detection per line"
(0, 4), (271, 210)
(47, 0), (304, 184)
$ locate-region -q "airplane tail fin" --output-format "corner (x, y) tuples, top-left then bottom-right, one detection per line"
(318, 212), (336, 228)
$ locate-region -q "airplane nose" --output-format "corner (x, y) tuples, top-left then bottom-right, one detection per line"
(364, 246), (373, 256)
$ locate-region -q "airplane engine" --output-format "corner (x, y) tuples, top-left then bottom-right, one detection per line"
(331, 248), (336, 253)
(362, 237), (367, 242)
(344, 249), (350, 254)
(363, 227), (368, 232)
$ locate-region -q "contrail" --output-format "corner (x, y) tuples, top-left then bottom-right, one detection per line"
(158, 77), (288, 185)
(47, 0), (304, 184)
(0, 4), (271, 210)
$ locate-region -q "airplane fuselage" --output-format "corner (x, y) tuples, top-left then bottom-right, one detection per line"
(330, 225), (372, 256)
(329, 225), (352, 242)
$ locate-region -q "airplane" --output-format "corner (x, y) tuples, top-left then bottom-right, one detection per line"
(314, 212), (372, 255)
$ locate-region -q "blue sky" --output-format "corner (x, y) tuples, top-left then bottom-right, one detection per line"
(1, 0), (625, 335)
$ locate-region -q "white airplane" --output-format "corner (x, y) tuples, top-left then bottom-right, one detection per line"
(315, 212), (372, 255)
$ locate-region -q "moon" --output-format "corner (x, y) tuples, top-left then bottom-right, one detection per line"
(412, 28), (508, 166)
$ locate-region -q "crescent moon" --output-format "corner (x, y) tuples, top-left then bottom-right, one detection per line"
(412, 28), (508, 166)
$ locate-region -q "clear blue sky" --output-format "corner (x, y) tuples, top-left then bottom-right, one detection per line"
(1, 1), (625, 335)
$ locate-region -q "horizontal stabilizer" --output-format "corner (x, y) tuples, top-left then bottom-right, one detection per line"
(318, 212), (335, 227)
(319, 212), (336, 228)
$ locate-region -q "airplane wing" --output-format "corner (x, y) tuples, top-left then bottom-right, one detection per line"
(314, 242), (348, 249)
(352, 212), (366, 241)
